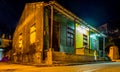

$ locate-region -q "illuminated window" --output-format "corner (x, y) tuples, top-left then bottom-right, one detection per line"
(19, 33), (23, 48)
(30, 24), (36, 44)
(66, 26), (74, 46)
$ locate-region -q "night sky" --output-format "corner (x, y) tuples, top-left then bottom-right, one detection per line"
(0, 0), (120, 35)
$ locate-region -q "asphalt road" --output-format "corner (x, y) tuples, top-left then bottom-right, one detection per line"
(0, 62), (120, 72)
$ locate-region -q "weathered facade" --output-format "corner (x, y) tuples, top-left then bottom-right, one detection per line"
(12, 1), (106, 64)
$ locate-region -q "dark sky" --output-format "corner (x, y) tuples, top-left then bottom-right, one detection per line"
(0, 0), (120, 34)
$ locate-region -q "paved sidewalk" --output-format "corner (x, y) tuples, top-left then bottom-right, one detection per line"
(0, 61), (110, 67)
(0, 61), (112, 72)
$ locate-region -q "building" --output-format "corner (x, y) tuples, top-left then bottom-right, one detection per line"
(108, 46), (119, 61)
(0, 34), (12, 61)
(12, 1), (106, 64)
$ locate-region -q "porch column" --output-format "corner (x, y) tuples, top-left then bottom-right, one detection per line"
(103, 37), (106, 57)
(74, 19), (76, 54)
(47, 4), (53, 65)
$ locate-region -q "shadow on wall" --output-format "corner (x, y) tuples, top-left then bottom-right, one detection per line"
(105, 45), (113, 61)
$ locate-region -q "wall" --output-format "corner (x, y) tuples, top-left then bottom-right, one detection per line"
(52, 51), (94, 63)
(76, 23), (83, 48)
(75, 23), (90, 55)
(12, 3), (44, 64)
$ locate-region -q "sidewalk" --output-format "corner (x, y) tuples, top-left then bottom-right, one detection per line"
(0, 61), (112, 72)
(54, 61), (111, 66)
(0, 60), (111, 67)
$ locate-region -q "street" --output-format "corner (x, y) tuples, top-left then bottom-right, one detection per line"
(0, 62), (120, 72)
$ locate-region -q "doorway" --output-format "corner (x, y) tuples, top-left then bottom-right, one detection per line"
(52, 21), (60, 51)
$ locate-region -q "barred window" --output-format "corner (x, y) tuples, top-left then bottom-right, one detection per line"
(66, 26), (74, 46)
(83, 34), (88, 48)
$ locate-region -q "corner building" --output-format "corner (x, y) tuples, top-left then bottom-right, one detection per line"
(12, 1), (106, 64)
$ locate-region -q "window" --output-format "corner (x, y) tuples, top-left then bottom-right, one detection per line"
(19, 33), (23, 48)
(0, 38), (2, 45)
(30, 24), (36, 44)
(83, 34), (88, 48)
(0, 41), (1, 45)
(66, 26), (74, 46)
